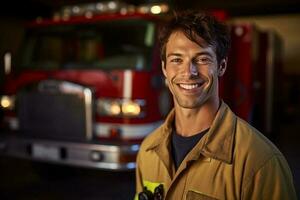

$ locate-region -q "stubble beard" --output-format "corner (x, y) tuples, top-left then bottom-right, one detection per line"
(173, 91), (209, 109)
(169, 75), (217, 110)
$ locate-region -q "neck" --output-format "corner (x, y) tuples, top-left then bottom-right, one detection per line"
(174, 98), (220, 137)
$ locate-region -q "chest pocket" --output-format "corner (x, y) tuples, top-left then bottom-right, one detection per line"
(186, 190), (218, 200)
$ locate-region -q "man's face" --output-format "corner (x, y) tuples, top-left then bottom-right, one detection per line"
(162, 31), (226, 109)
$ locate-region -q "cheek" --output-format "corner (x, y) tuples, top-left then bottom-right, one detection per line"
(210, 70), (218, 82)
(165, 68), (176, 81)
(203, 68), (215, 82)
(164, 71), (176, 91)
(205, 68), (218, 90)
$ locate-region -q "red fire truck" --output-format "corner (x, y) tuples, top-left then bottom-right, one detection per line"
(221, 23), (283, 140)
(0, 2), (172, 170)
(0, 2), (283, 170)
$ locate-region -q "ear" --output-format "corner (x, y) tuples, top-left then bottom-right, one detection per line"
(218, 58), (227, 77)
(161, 61), (167, 77)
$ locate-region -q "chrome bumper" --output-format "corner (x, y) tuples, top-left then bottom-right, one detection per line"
(0, 136), (139, 171)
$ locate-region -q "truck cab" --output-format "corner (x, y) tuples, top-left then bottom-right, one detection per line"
(0, 2), (171, 170)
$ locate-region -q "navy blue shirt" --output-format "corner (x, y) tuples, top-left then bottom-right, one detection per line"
(171, 128), (209, 170)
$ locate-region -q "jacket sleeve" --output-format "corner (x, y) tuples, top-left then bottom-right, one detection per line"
(134, 150), (143, 200)
(242, 154), (297, 200)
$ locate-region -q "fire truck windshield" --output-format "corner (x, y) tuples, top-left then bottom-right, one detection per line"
(18, 19), (155, 71)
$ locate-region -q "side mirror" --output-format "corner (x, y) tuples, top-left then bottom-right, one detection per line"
(4, 52), (12, 75)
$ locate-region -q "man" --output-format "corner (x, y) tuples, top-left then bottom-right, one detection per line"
(135, 11), (297, 200)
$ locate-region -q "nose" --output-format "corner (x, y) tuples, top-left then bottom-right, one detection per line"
(189, 63), (198, 76)
(181, 61), (198, 77)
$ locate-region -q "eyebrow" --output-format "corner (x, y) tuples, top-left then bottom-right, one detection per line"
(167, 51), (214, 58)
(167, 53), (182, 58)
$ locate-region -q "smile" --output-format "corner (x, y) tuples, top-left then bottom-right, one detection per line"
(178, 81), (205, 91)
(179, 83), (200, 90)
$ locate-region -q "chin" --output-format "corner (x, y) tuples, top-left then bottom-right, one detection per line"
(177, 100), (206, 109)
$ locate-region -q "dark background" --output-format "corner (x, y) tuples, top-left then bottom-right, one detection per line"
(0, 0), (299, 199)
(0, 0), (300, 18)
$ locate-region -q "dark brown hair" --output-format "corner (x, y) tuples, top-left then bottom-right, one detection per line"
(159, 10), (230, 64)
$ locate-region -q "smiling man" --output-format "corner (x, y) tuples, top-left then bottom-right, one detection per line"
(135, 11), (296, 200)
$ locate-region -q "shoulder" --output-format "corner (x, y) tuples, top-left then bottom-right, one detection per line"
(139, 124), (165, 153)
(235, 116), (281, 156)
(234, 116), (285, 174)
(136, 124), (167, 172)
(235, 118), (297, 199)
(139, 109), (175, 153)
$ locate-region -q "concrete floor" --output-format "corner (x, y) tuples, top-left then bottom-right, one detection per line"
(0, 119), (299, 199)
(0, 158), (136, 200)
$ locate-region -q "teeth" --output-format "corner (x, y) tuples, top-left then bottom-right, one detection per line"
(179, 84), (199, 90)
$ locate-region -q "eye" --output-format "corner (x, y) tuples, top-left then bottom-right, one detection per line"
(194, 57), (211, 65)
(169, 58), (182, 64)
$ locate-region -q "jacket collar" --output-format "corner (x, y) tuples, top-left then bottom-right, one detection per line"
(146, 101), (236, 164)
(194, 101), (236, 164)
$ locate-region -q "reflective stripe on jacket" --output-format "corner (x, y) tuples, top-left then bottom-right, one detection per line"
(135, 101), (297, 200)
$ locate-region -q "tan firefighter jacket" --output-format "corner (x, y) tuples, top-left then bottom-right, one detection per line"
(135, 101), (297, 200)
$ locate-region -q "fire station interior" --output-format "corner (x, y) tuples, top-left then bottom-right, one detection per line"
(0, 0), (299, 199)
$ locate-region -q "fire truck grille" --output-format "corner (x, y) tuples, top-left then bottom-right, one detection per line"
(17, 92), (90, 141)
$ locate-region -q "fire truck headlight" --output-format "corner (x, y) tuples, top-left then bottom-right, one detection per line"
(97, 99), (145, 117)
(97, 99), (121, 116)
(0, 95), (15, 110)
(110, 101), (121, 115)
(121, 100), (141, 116)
